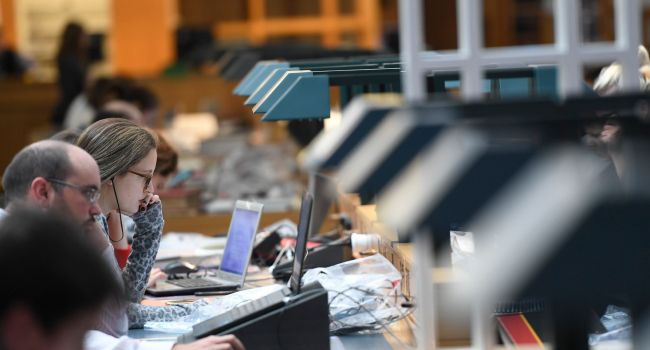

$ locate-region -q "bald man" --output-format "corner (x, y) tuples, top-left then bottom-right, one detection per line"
(2, 140), (101, 229)
(1, 140), (245, 350)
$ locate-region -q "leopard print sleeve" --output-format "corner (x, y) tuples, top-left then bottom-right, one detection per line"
(126, 299), (208, 329)
(121, 201), (164, 303)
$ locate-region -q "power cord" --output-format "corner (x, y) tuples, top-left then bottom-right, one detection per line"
(325, 286), (417, 350)
(109, 178), (125, 243)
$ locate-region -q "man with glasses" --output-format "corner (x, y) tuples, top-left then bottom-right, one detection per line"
(1, 140), (245, 350)
(2, 140), (102, 234)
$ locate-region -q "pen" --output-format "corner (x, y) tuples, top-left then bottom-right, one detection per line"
(195, 291), (236, 296)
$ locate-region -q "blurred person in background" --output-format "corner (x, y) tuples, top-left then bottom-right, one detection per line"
(0, 27), (32, 79)
(591, 46), (650, 186)
(65, 77), (136, 130)
(125, 86), (160, 127)
(102, 100), (143, 123)
(600, 118), (624, 179)
(63, 77), (159, 129)
(0, 209), (120, 350)
(50, 129), (82, 144)
(153, 132), (178, 192)
(583, 121), (610, 162)
(593, 45), (650, 96)
(93, 110), (131, 123)
(52, 22), (89, 128)
(582, 120), (622, 192)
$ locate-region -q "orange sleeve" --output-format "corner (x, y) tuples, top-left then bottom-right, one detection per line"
(114, 245), (132, 270)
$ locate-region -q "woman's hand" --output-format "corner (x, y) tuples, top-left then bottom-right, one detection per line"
(172, 335), (245, 350)
(139, 192), (160, 213)
(147, 268), (168, 288)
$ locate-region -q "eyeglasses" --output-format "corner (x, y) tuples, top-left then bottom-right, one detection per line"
(45, 178), (101, 203)
(128, 170), (153, 191)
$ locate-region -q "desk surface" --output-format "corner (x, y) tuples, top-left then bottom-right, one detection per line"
(128, 329), (398, 350)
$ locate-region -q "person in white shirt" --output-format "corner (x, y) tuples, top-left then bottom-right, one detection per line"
(1, 140), (245, 350)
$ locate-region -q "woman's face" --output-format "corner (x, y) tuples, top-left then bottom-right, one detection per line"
(111, 149), (157, 216)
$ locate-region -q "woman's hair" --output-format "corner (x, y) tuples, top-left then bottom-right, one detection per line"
(77, 118), (158, 183)
(154, 132), (178, 177)
(593, 45), (650, 96)
(56, 22), (86, 62)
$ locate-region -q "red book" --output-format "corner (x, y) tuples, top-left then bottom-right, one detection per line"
(497, 314), (544, 348)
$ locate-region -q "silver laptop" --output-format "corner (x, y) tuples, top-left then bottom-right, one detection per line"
(147, 200), (264, 296)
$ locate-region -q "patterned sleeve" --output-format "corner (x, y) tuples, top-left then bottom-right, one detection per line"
(121, 201), (165, 303)
(126, 300), (208, 329)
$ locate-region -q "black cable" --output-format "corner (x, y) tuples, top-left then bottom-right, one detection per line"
(327, 287), (417, 349)
(109, 177), (125, 243)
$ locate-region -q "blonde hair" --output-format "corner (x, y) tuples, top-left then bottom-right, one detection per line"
(593, 45), (650, 95)
(77, 118), (158, 183)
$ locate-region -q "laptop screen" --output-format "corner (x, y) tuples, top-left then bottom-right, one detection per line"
(220, 208), (260, 275)
(290, 190), (313, 294)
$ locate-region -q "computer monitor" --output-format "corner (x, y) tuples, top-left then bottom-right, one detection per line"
(219, 201), (264, 285)
(289, 190), (313, 295)
(307, 172), (337, 238)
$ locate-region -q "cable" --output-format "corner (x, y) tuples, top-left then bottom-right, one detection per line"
(324, 286), (417, 350)
(329, 288), (416, 350)
(328, 286), (415, 327)
(109, 177), (125, 243)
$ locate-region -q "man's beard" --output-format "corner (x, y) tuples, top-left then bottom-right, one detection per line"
(51, 197), (96, 234)
(82, 215), (97, 235)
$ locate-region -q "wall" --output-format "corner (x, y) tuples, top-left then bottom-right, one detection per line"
(111, 0), (177, 77)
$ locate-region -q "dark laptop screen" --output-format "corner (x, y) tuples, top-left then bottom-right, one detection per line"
(290, 190), (313, 294)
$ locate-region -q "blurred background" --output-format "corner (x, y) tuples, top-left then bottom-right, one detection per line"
(0, 0), (647, 221)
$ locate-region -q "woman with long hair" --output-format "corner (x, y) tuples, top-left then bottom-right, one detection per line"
(52, 22), (89, 127)
(77, 118), (209, 334)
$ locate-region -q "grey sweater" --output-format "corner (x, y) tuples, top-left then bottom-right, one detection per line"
(98, 201), (207, 330)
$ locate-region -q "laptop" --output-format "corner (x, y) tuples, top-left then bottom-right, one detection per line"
(147, 200), (264, 296)
(289, 190), (313, 294)
(307, 172), (336, 238)
(180, 190), (314, 341)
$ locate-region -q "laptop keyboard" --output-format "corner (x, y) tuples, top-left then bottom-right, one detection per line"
(168, 278), (223, 288)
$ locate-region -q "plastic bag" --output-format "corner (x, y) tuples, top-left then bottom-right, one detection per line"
(450, 231), (474, 268)
(144, 284), (286, 334)
(301, 254), (406, 332)
(588, 305), (632, 346)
